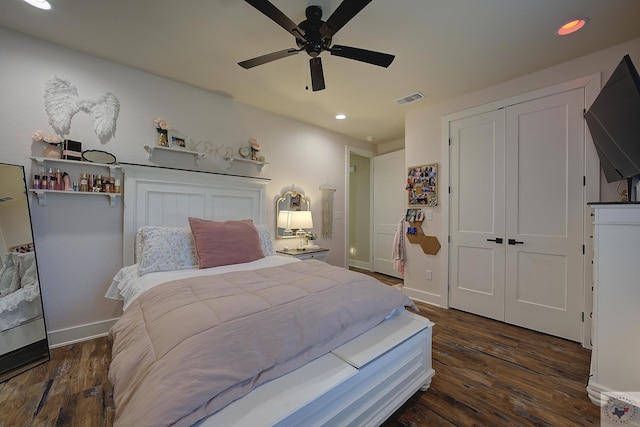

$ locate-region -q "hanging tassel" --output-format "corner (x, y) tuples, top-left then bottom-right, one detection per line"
(321, 187), (335, 239)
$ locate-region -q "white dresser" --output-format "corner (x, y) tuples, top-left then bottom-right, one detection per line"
(587, 203), (640, 406)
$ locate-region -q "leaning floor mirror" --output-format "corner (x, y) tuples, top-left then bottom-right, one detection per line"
(0, 163), (49, 382)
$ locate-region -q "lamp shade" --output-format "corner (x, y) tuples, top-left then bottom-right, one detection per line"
(289, 210), (313, 229)
(277, 210), (292, 229)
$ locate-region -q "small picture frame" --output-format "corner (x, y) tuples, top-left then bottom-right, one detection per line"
(168, 131), (188, 149)
(405, 208), (424, 222)
(290, 193), (301, 209)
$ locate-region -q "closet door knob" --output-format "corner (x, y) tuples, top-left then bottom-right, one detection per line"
(508, 239), (524, 245)
(486, 238), (503, 244)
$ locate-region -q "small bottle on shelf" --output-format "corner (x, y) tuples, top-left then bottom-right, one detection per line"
(54, 168), (62, 191)
(79, 174), (88, 192)
(33, 174), (40, 190)
(48, 170), (56, 190)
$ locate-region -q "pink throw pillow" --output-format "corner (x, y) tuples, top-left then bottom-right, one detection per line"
(188, 218), (265, 268)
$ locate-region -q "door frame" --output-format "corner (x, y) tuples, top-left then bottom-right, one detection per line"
(344, 145), (375, 271)
(442, 73), (601, 348)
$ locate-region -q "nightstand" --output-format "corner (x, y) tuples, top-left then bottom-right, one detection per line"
(276, 248), (329, 262)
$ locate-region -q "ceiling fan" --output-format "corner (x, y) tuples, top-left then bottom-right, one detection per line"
(238, 0), (395, 91)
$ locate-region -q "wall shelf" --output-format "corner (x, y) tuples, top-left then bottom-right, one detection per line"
(223, 155), (269, 172)
(30, 157), (121, 175)
(28, 189), (121, 207)
(30, 157), (122, 207)
(144, 145), (205, 165)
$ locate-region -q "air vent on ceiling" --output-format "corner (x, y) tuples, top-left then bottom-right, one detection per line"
(395, 92), (425, 105)
(0, 196), (15, 203)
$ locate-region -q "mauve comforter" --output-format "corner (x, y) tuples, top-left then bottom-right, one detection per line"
(108, 260), (414, 427)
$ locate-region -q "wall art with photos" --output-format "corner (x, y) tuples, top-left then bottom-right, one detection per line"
(406, 163), (438, 206)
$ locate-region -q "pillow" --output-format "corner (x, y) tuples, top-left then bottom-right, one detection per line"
(255, 224), (274, 256)
(188, 218), (265, 268)
(136, 226), (198, 276)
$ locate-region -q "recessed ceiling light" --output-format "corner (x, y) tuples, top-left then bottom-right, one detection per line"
(22, 0), (51, 9)
(556, 18), (588, 36)
(335, 114), (346, 120)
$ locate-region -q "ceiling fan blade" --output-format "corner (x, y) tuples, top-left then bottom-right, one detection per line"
(244, 0), (304, 39)
(322, 0), (373, 39)
(310, 57), (326, 91)
(238, 49), (300, 69)
(330, 45), (395, 67)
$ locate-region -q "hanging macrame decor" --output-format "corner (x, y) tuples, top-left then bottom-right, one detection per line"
(320, 186), (336, 239)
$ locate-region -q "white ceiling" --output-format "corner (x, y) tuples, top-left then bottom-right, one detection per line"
(2, 0), (640, 143)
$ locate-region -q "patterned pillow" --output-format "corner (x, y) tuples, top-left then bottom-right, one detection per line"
(255, 224), (274, 256)
(136, 227), (198, 276)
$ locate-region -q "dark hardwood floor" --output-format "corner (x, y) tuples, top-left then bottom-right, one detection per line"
(0, 269), (600, 426)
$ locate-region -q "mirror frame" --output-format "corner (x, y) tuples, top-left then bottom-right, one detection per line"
(276, 190), (310, 239)
(0, 163), (50, 383)
(82, 149), (117, 164)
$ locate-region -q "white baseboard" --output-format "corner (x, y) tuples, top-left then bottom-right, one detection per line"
(348, 259), (371, 270)
(403, 287), (444, 308)
(47, 317), (119, 348)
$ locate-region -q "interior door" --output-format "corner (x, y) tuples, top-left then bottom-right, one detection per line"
(449, 110), (506, 320)
(503, 88), (584, 341)
(449, 88), (585, 342)
(373, 150), (405, 278)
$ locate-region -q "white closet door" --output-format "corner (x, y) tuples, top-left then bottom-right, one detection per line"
(449, 110), (506, 320)
(504, 88), (584, 341)
(449, 88), (585, 342)
(373, 150), (405, 278)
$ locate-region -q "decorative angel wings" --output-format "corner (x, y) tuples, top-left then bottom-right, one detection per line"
(44, 76), (120, 143)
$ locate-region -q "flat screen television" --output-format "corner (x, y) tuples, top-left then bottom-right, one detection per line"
(585, 54), (640, 201)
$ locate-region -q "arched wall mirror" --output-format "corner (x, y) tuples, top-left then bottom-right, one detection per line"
(0, 163), (49, 382)
(276, 190), (311, 239)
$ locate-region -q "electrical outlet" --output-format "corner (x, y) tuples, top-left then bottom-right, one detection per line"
(426, 211), (433, 221)
(426, 270), (432, 280)
(334, 211), (342, 219)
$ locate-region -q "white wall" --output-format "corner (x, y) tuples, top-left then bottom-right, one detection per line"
(0, 28), (375, 345)
(404, 37), (640, 307)
(377, 138), (404, 155)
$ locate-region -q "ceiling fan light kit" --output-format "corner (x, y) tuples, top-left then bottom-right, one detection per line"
(240, 0), (395, 91)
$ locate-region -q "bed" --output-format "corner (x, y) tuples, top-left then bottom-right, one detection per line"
(107, 164), (435, 427)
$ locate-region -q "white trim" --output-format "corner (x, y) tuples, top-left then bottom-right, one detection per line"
(582, 73), (601, 349)
(348, 259), (371, 271)
(344, 146), (375, 272)
(403, 288), (445, 307)
(48, 317), (119, 348)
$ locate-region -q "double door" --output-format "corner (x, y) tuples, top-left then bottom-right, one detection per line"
(449, 88), (585, 341)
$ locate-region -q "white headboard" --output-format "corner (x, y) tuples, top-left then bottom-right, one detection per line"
(121, 164), (269, 265)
